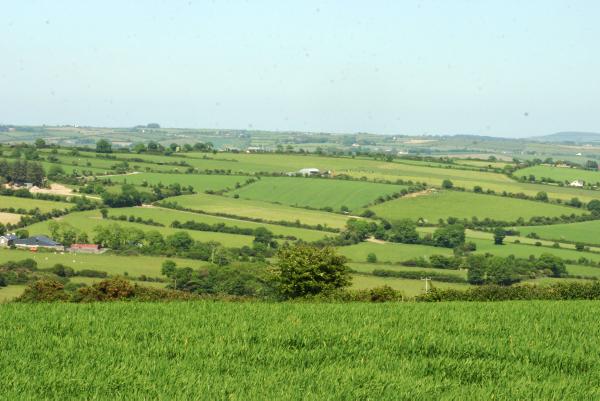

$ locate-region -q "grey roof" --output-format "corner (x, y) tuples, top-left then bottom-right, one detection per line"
(14, 235), (62, 247)
(1, 234), (17, 241)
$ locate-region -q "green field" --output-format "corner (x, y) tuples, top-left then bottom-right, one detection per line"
(369, 191), (583, 223)
(515, 165), (600, 185)
(0, 248), (208, 278)
(351, 274), (469, 296)
(0, 285), (26, 303)
(110, 172), (249, 192)
(338, 242), (453, 263)
(517, 220), (600, 246)
(1, 301), (600, 400)
(114, 206), (331, 242)
(168, 193), (351, 229)
(229, 177), (406, 210)
(0, 195), (71, 213)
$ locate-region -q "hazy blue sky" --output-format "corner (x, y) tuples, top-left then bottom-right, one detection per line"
(1, 1), (598, 137)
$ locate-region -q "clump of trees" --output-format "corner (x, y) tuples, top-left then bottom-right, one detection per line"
(0, 159), (45, 186)
(466, 253), (566, 285)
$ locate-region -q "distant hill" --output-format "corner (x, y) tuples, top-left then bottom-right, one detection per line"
(531, 132), (600, 143)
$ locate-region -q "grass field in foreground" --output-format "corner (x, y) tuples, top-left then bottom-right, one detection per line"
(229, 177), (406, 211)
(1, 301), (599, 400)
(0, 195), (70, 213)
(369, 190), (583, 223)
(168, 193), (351, 229)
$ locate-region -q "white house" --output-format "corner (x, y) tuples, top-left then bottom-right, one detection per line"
(569, 179), (585, 188)
(0, 233), (17, 247)
(298, 168), (320, 176)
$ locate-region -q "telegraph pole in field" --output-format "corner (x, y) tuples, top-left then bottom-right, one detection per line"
(421, 277), (431, 293)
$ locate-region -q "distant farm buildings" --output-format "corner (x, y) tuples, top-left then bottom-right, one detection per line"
(298, 168), (320, 176)
(13, 235), (64, 251)
(68, 244), (102, 254)
(569, 179), (585, 188)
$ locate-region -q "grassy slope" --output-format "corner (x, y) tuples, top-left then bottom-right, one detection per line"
(229, 177), (406, 210)
(0, 195), (70, 213)
(337, 242), (453, 263)
(369, 191), (584, 222)
(110, 172), (248, 192)
(1, 301), (599, 400)
(517, 220), (600, 245)
(168, 193), (350, 229)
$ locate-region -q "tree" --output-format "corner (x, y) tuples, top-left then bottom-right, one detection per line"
(96, 139), (112, 153)
(493, 227), (506, 245)
(433, 224), (465, 248)
(166, 231), (194, 252)
(587, 199), (600, 215)
(535, 253), (566, 277)
(277, 245), (350, 298)
(47, 164), (65, 179)
(35, 138), (46, 148)
(442, 179), (454, 189)
(388, 219), (419, 244)
(367, 253), (377, 263)
(161, 260), (177, 277)
(535, 191), (549, 202)
(100, 208), (108, 219)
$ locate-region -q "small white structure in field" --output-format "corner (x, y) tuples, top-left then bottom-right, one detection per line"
(298, 168), (320, 176)
(569, 179), (585, 188)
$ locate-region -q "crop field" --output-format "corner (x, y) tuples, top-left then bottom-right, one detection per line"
(369, 191), (583, 222)
(25, 210), (255, 248)
(0, 195), (70, 213)
(168, 193), (351, 229)
(229, 177), (406, 210)
(1, 301), (600, 400)
(0, 248), (208, 278)
(114, 206), (331, 242)
(351, 275), (469, 295)
(517, 220), (600, 245)
(515, 165), (600, 185)
(0, 212), (23, 224)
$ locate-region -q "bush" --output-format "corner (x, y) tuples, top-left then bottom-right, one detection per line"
(16, 279), (70, 302)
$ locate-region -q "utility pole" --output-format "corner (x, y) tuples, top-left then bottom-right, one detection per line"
(421, 277), (431, 293)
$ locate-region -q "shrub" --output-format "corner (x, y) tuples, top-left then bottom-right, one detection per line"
(16, 279), (70, 302)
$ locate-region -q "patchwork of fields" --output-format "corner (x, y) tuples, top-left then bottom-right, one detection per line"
(515, 165), (600, 184)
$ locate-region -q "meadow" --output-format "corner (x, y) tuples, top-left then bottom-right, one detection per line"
(1, 301), (599, 400)
(168, 193), (351, 229)
(109, 172), (249, 192)
(229, 176), (406, 210)
(337, 242), (453, 263)
(368, 190), (583, 222)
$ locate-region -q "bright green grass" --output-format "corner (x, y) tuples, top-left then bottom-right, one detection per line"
(566, 264), (600, 278)
(0, 285), (26, 303)
(515, 165), (600, 185)
(2, 301), (600, 399)
(0, 248), (208, 278)
(0, 195), (70, 213)
(25, 210), (254, 248)
(229, 177), (406, 210)
(349, 262), (467, 278)
(114, 206), (331, 241)
(351, 274), (470, 296)
(109, 172), (249, 192)
(337, 242), (453, 263)
(168, 193), (350, 229)
(472, 239), (600, 263)
(517, 220), (600, 246)
(369, 191), (583, 223)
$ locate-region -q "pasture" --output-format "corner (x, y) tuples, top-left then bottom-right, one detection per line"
(337, 242), (453, 263)
(1, 301), (600, 400)
(109, 172), (249, 192)
(167, 193), (351, 229)
(229, 176), (406, 210)
(369, 190), (583, 223)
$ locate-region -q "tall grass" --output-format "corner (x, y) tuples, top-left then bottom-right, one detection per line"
(1, 301), (599, 400)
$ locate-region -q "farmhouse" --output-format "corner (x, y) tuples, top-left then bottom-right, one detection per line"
(69, 243), (102, 253)
(14, 235), (64, 251)
(569, 179), (585, 188)
(298, 168), (320, 176)
(0, 233), (17, 247)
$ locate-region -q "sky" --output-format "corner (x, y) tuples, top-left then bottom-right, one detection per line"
(1, 1), (599, 138)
